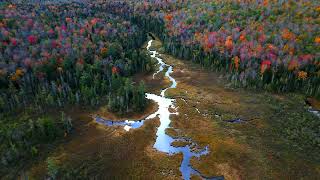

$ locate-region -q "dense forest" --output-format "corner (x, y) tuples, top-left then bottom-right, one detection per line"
(0, 1), (152, 173)
(0, 0), (319, 179)
(0, 2), (152, 113)
(104, 0), (319, 98)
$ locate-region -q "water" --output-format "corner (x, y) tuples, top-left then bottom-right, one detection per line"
(308, 108), (320, 118)
(95, 117), (145, 131)
(95, 40), (223, 180)
(226, 118), (244, 123)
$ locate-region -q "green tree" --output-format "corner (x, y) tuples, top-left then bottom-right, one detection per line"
(108, 42), (123, 58)
(135, 81), (146, 111)
(124, 78), (133, 112)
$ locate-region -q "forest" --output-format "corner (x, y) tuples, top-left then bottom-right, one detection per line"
(106, 0), (320, 98)
(0, 0), (319, 179)
(1, 1), (151, 174)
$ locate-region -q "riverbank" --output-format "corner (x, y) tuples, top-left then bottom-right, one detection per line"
(93, 100), (158, 122)
(153, 39), (320, 178)
(24, 38), (184, 179)
(94, 39), (212, 179)
(23, 37), (320, 179)
(26, 106), (184, 179)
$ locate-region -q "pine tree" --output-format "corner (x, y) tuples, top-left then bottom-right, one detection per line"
(137, 81), (146, 111)
(124, 78), (133, 112)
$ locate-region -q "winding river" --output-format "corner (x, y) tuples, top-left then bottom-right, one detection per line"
(95, 40), (223, 180)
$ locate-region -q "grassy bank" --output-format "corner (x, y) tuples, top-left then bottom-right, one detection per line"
(154, 38), (320, 179)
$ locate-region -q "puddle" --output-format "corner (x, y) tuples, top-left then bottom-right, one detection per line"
(94, 40), (223, 180)
(225, 118), (244, 123)
(95, 117), (145, 131)
(308, 107), (320, 118)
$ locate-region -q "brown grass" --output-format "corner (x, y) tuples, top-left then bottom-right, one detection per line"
(24, 37), (320, 179)
(151, 39), (320, 179)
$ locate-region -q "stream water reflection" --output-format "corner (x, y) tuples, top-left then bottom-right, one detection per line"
(95, 40), (223, 180)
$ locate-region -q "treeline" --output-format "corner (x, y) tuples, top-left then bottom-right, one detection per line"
(0, 47), (152, 114)
(162, 34), (320, 98)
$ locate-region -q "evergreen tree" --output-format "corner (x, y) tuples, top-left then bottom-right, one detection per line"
(124, 78), (133, 112)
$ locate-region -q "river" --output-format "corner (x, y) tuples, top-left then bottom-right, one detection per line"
(95, 40), (224, 180)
